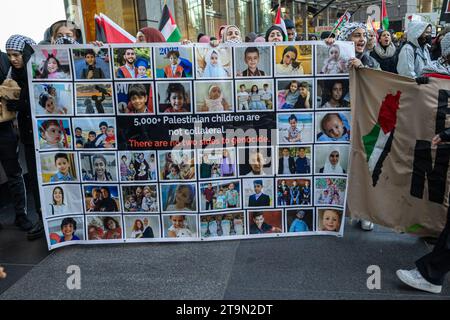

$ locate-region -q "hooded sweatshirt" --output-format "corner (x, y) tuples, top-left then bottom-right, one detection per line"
(397, 21), (432, 78)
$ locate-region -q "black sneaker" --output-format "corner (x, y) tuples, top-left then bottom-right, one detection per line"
(27, 221), (45, 241)
(15, 216), (33, 231)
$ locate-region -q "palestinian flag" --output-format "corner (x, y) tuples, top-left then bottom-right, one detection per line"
(363, 91), (401, 187)
(95, 13), (136, 43)
(332, 10), (351, 34)
(274, 6), (288, 41)
(382, 0), (389, 30)
(158, 4), (182, 42)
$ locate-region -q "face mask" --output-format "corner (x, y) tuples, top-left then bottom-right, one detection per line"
(425, 35), (432, 45)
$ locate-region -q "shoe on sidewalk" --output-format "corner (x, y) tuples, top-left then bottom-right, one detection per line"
(396, 268), (442, 294)
(360, 219), (374, 231)
(15, 215), (33, 231)
(27, 220), (45, 241)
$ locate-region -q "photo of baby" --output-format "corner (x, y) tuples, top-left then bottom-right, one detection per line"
(316, 42), (354, 75)
(80, 153), (118, 182)
(316, 112), (351, 142)
(86, 216), (123, 240)
(162, 214), (197, 238)
(42, 185), (83, 218)
(154, 46), (193, 79)
(199, 180), (241, 211)
(72, 48), (111, 80)
(116, 82), (154, 114)
(195, 81), (233, 113)
(314, 145), (349, 174)
(314, 177), (346, 207)
(198, 148), (236, 179)
(122, 185), (159, 213)
(72, 118), (116, 149)
(156, 81), (191, 114)
(31, 48), (72, 80)
(243, 178), (274, 209)
(48, 216), (84, 246)
(277, 146), (312, 175)
(40, 152), (78, 184)
(317, 208), (343, 233)
(234, 45), (271, 78)
(277, 113), (313, 144)
(159, 150), (195, 181)
(316, 79), (350, 109)
(276, 178), (312, 207)
(238, 147), (273, 177)
(286, 209), (314, 233)
(248, 210), (283, 235)
(161, 183), (197, 213)
(124, 215), (161, 239)
(235, 80), (273, 111)
(274, 45), (312, 76)
(83, 185), (121, 213)
(33, 83), (72, 116)
(75, 83), (114, 115)
(196, 47), (232, 79)
(276, 79), (313, 110)
(118, 151), (157, 182)
(113, 47), (152, 79)
(200, 212), (245, 238)
(37, 119), (72, 150)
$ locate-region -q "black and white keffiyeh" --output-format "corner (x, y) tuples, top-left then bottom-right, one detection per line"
(54, 36), (79, 45)
(5, 35), (36, 53)
(337, 23), (367, 42)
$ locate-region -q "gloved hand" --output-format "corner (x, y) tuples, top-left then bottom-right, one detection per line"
(415, 76), (430, 85)
(6, 99), (20, 111)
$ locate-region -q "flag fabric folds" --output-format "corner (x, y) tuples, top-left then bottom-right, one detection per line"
(158, 4), (182, 42)
(95, 13), (136, 44)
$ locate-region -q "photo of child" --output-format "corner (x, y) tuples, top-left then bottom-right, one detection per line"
(83, 185), (120, 213)
(32, 48), (71, 80)
(238, 147), (273, 177)
(86, 216), (123, 240)
(235, 46), (271, 77)
(198, 148), (236, 179)
(195, 81), (233, 113)
(275, 45), (312, 76)
(42, 185), (83, 218)
(276, 178), (312, 207)
(156, 81), (191, 114)
(235, 80), (273, 111)
(200, 212), (245, 238)
(248, 210), (283, 234)
(314, 177), (346, 207)
(48, 217), (84, 245)
(119, 151), (157, 182)
(316, 112), (351, 142)
(316, 79), (350, 109)
(159, 150), (195, 181)
(113, 47), (152, 79)
(314, 145), (349, 174)
(39, 152), (78, 184)
(286, 209), (314, 233)
(316, 42), (354, 75)
(72, 118), (116, 149)
(277, 146), (312, 175)
(37, 119), (72, 150)
(277, 79), (313, 110)
(124, 215), (161, 239)
(33, 83), (72, 115)
(317, 208), (343, 233)
(72, 48), (111, 80)
(243, 178), (274, 209)
(196, 47), (232, 78)
(122, 185), (159, 213)
(277, 113), (313, 144)
(199, 180), (241, 211)
(80, 153), (117, 182)
(162, 214), (197, 238)
(154, 47), (194, 79)
(116, 83), (154, 114)
(161, 184), (197, 213)
(75, 83), (114, 115)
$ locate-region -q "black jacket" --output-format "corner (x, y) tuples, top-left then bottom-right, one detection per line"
(0, 51), (9, 83)
(278, 156), (296, 174)
(370, 48), (399, 74)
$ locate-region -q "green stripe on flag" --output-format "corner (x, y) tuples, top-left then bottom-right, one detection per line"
(362, 124), (381, 161)
(167, 27), (182, 43)
(382, 17), (389, 31)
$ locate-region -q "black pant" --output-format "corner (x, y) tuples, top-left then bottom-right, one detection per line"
(24, 142), (41, 219)
(206, 201), (213, 210)
(0, 122), (27, 218)
(416, 206), (450, 286)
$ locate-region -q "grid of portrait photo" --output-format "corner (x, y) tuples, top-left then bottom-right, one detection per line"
(29, 41), (353, 249)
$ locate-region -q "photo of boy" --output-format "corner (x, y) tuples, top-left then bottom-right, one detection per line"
(199, 180), (241, 211)
(48, 217), (84, 245)
(72, 118), (116, 149)
(277, 113), (313, 144)
(316, 112), (351, 142)
(235, 45), (271, 78)
(50, 153), (75, 182)
(276, 178), (312, 207)
(286, 209), (314, 233)
(200, 212), (245, 237)
(236, 47), (266, 76)
(154, 47), (193, 79)
(40, 152), (78, 184)
(235, 80), (273, 111)
(156, 82), (191, 114)
(248, 210), (282, 234)
(238, 147), (273, 177)
(164, 50), (186, 78)
(37, 119), (71, 150)
(116, 83), (154, 114)
(72, 48), (110, 80)
(243, 178), (273, 208)
(317, 208), (343, 233)
(114, 47), (152, 79)
(75, 83), (114, 115)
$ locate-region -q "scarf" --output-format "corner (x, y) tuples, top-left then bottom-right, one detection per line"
(374, 43), (397, 59)
(323, 158), (344, 174)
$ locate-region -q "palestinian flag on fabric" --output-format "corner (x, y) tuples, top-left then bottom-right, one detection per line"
(274, 6), (288, 41)
(332, 10), (351, 32)
(382, 0), (389, 30)
(95, 13), (136, 43)
(158, 4), (182, 42)
(362, 91), (401, 187)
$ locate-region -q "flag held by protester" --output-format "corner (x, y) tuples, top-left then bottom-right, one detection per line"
(158, 4), (182, 42)
(95, 13), (136, 44)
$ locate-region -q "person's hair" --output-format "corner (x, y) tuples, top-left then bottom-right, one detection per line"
(299, 81), (309, 89)
(173, 185), (194, 206)
(170, 164), (180, 173)
(286, 80), (299, 90)
(169, 215), (186, 221)
(100, 187), (111, 198)
(50, 20), (81, 42)
(84, 49), (96, 58)
(75, 127), (82, 132)
(61, 217), (77, 231)
(298, 147), (305, 152)
(252, 212), (264, 219)
(41, 55), (63, 78)
(263, 83), (269, 87)
(166, 83), (187, 102)
(280, 46), (298, 66)
(54, 153), (69, 163)
(240, 84), (246, 89)
(88, 131), (96, 136)
(52, 186), (65, 205)
(93, 154), (107, 166)
(99, 121), (108, 128)
(133, 219), (144, 232)
(103, 216), (119, 230)
(321, 113), (342, 132)
(166, 50), (180, 59)
(251, 85), (259, 93)
(197, 33), (206, 42)
(244, 47), (260, 59)
(328, 44), (340, 55)
(288, 114), (298, 122)
(128, 84), (147, 100)
(39, 92), (53, 109)
(39, 120), (60, 137)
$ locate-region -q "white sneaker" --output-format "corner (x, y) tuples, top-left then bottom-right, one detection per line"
(360, 219), (374, 231)
(396, 268), (442, 294)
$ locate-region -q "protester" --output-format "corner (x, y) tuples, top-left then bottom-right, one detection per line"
(245, 32), (257, 43)
(284, 19), (296, 41)
(40, 20), (83, 45)
(221, 25), (242, 43)
(421, 33), (450, 76)
(265, 25), (286, 42)
(138, 27), (165, 43)
(366, 29), (376, 52)
(430, 24), (450, 61)
(370, 29), (398, 74)
(397, 21), (432, 78)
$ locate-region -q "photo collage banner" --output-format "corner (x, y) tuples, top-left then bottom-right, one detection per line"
(27, 41), (355, 250)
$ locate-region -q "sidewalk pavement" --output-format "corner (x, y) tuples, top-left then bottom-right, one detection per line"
(0, 201), (449, 300)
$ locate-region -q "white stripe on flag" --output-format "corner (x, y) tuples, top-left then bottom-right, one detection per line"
(161, 21), (176, 40)
(368, 129), (391, 173)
